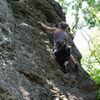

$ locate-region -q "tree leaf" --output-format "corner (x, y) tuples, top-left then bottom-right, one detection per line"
(90, 50), (96, 57)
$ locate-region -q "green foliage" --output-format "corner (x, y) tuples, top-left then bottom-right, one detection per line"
(57, 0), (70, 14)
(81, 29), (100, 99)
(56, 0), (100, 32)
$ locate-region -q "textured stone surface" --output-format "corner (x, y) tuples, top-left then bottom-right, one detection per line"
(0, 0), (98, 100)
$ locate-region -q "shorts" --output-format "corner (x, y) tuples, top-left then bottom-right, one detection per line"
(54, 48), (71, 64)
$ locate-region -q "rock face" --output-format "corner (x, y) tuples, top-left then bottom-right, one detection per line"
(0, 0), (98, 100)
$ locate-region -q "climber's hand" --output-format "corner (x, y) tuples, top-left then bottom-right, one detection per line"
(38, 21), (42, 25)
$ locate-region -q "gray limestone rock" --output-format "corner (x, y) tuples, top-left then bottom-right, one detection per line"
(0, 0), (98, 100)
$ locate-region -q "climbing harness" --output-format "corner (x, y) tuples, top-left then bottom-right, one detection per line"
(56, 39), (66, 49)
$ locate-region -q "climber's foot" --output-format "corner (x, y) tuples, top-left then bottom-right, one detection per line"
(74, 63), (78, 70)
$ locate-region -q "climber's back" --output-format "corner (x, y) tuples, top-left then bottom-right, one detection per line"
(54, 29), (67, 43)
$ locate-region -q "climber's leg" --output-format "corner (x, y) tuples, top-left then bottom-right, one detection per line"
(69, 54), (76, 64)
(64, 60), (69, 66)
(69, 54), (78, 69)
(54, 50), (67, 74)
(59, 62), (67, 74)
(61, 64), (67, 74)
(65, 47), (78, 69)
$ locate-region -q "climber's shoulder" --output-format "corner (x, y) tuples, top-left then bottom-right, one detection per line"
(54, 28), (61, 35)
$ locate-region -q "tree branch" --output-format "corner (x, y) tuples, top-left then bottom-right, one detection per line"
(80, 29), (100, 64)
(72, 0), (83, 30)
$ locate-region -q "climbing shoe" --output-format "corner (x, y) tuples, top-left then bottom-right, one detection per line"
(74, 63), (78, 70)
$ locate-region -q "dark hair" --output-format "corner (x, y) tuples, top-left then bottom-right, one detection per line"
(59, 21), (68, 30)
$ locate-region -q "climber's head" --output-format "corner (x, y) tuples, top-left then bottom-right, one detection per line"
(58, 21), (68, 30)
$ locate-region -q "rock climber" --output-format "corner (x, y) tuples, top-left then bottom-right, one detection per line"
(38, 21), (78, 74)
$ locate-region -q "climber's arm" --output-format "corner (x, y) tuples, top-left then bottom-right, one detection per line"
(65, 32), (68, 40)
(38, 21), (57, 31)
